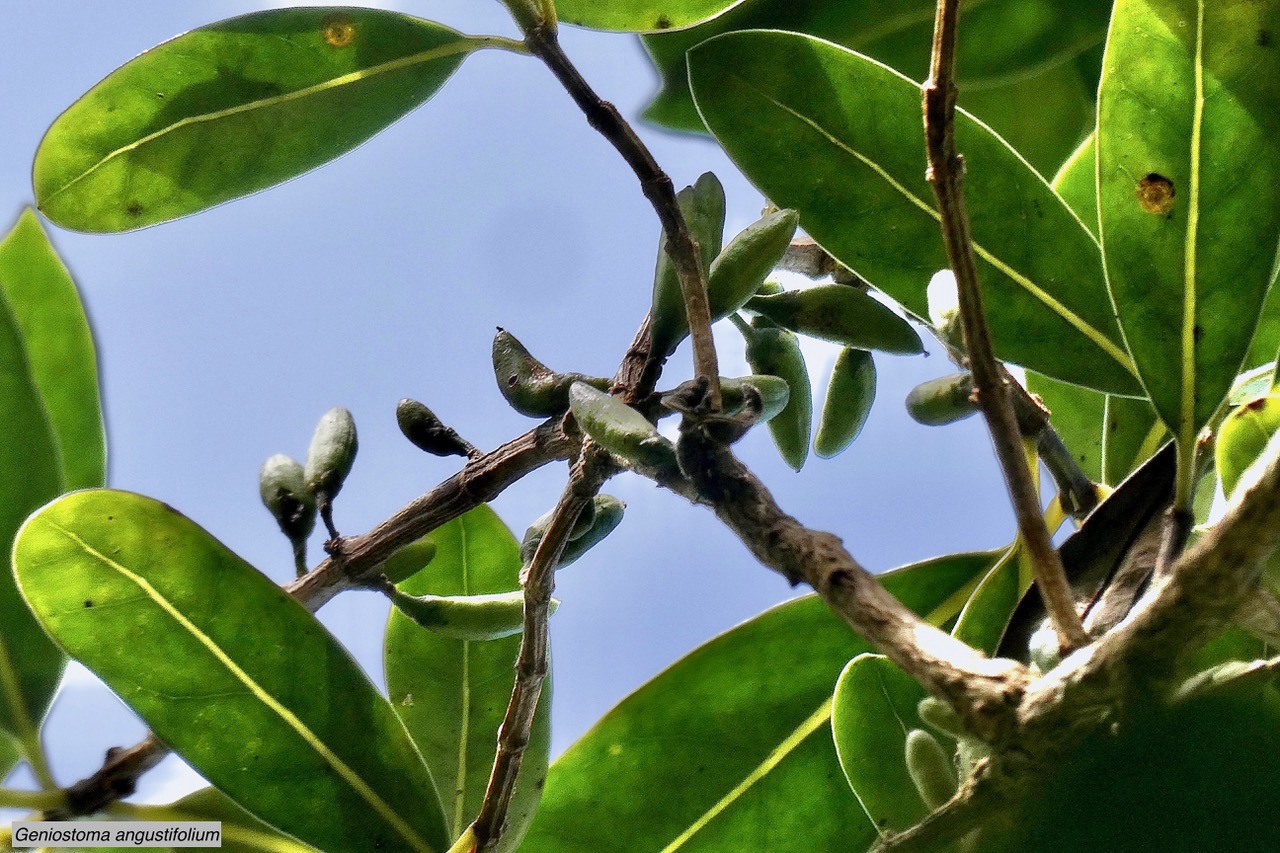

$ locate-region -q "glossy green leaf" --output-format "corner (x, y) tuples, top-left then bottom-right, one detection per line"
(1040, 141), (1164, 487)
(557, 0), (746, 33)
(34, 9), (486, 232)
(815, 348), (876, 459)
(0, 214), (70, 778)
(521, 550), (998, 853)
(0, 729), (19, 781)
(641, 0), (1111, 141)
(155, 787), (318, 852)
(690, 31), (1140, 396)
(1097, 0), (1280, 453)
(951, 547), (1022, 656)
(385, 505), (548, 853)
(0, 209), (105, 489)
(831, 654), (930, 834)
(740, 319), (811, 470)
(13, 490), (448, 853)
(1028, 373), (1163, 487)
(746, 285), (923, 355)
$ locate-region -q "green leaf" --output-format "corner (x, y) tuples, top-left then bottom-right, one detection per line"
(831, 654), (929, 835)
(814, 348), (876, 459)
(519, 551), (998, 853)
(34, 9), (487, 232)
(385, 506), (548, 853)
(0, 209), (105, 489)
(641, 0), (1111, 137)
(1053, 133), (1099, 237)
(156, 787), (319, 852)
(689, 31), (1141, 396)
(1028, 372), (1163, 487)
(13, 490), (448, 853)
(0, 215), (70, 778)
(0, 729), (19, 781)
(746, 285), (923, 355)
(951, 547), (1022, 656)
(1097, 0), (1280, 459)
(557, 0), (746, 33)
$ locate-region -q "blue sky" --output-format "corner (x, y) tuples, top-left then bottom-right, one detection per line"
(3, 2), (1013, 804)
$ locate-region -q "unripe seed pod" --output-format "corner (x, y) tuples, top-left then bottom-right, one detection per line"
(304, 407), (358, 501)
(904, 728), (958, 810)
(755, 280), (784, 297)
(491, 328), (609, 418)
(905, 373), (979, 426)
(569, 382), (679, 472)
(815, 348), (877, 458)
(258, 454), (316, 542)
(388, 588), (558, 641)
(742, 319), (812, 471)
(521, 494), (626, 568)
(568, 498), (597, 541)
(916, 697), (964, 739)
(720, 375), (791, 424)
(650, 173), (727, 358)
(381, 536), (438, 586)
(1217, 391), (1280, 500)
(746, 285), (923, 354)
(396, 398), (474, 458)
(651, 205), (798, 359)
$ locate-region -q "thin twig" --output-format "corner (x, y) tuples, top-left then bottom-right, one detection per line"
(472, 449), (609, 850)
(522, 22), (722, 409)
(922, 0), (1087, 650)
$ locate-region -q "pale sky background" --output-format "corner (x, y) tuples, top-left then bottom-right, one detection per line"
(2, 2), (1013, 806)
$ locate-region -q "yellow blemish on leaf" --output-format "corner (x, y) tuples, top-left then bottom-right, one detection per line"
(608, 743), (623, 757)
(1137, 172), (1176, 215)
(322, 16), (356, 48)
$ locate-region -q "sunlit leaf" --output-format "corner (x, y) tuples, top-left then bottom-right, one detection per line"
(0, 213), (72, 776)
(35, 9), (487, 232)
(520, 551), (997, 852)
(384, 505), (548, 853)
(1097, 0), (1280, 461)
(558, 0), (747, 33)
(147, 787), (319, 852)
(690, 31), (1141, 396)
(951, 546), (1022, 656)
(831, 654), (929, 835)
(0, 209), (105, 489)
(13, 490), (449, 853)
(641, 0), (1111, 149)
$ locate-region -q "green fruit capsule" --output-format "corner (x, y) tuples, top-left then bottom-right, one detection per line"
(304, 407), (358, 502)
(741, 319), (812, 471)
(492, 328), (609, 418)
(521, 494), (627, 567)
(258, 454), (316, 542)
(904, 728), (958, 810)
(650, 173), (728, 358)
(905, 373), (979, 426)
(568, 382), (679, 472)
(815, 348), (877, 459)
(1217, 391), (1280, 500)
(917, 697), (964, 738)
(746, 285), (923, 355)
(720, 375), (791, 424)
(381, 536), (438, 586)
(396, 398), (473, 458)
(388, 588), (558, 641)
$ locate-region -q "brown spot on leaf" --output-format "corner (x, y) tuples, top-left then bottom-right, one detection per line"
(1259, 29), (1273, 47)
(1136, 173), (1175, 215)
(322, 14), (356, 47)
(655, 15), (672, 28)
(125, 201), (143, 218)
(1246, 397), (1269, 411)
(84, 600), (93, 608)
(1193, 324), (1204, 342)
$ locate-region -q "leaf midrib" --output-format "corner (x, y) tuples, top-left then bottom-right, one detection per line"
(40, 37), (485, 209)
(1179, 1), (1207, 452)
(44, 519), (435, 853)
(656, 699), (832, 853)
